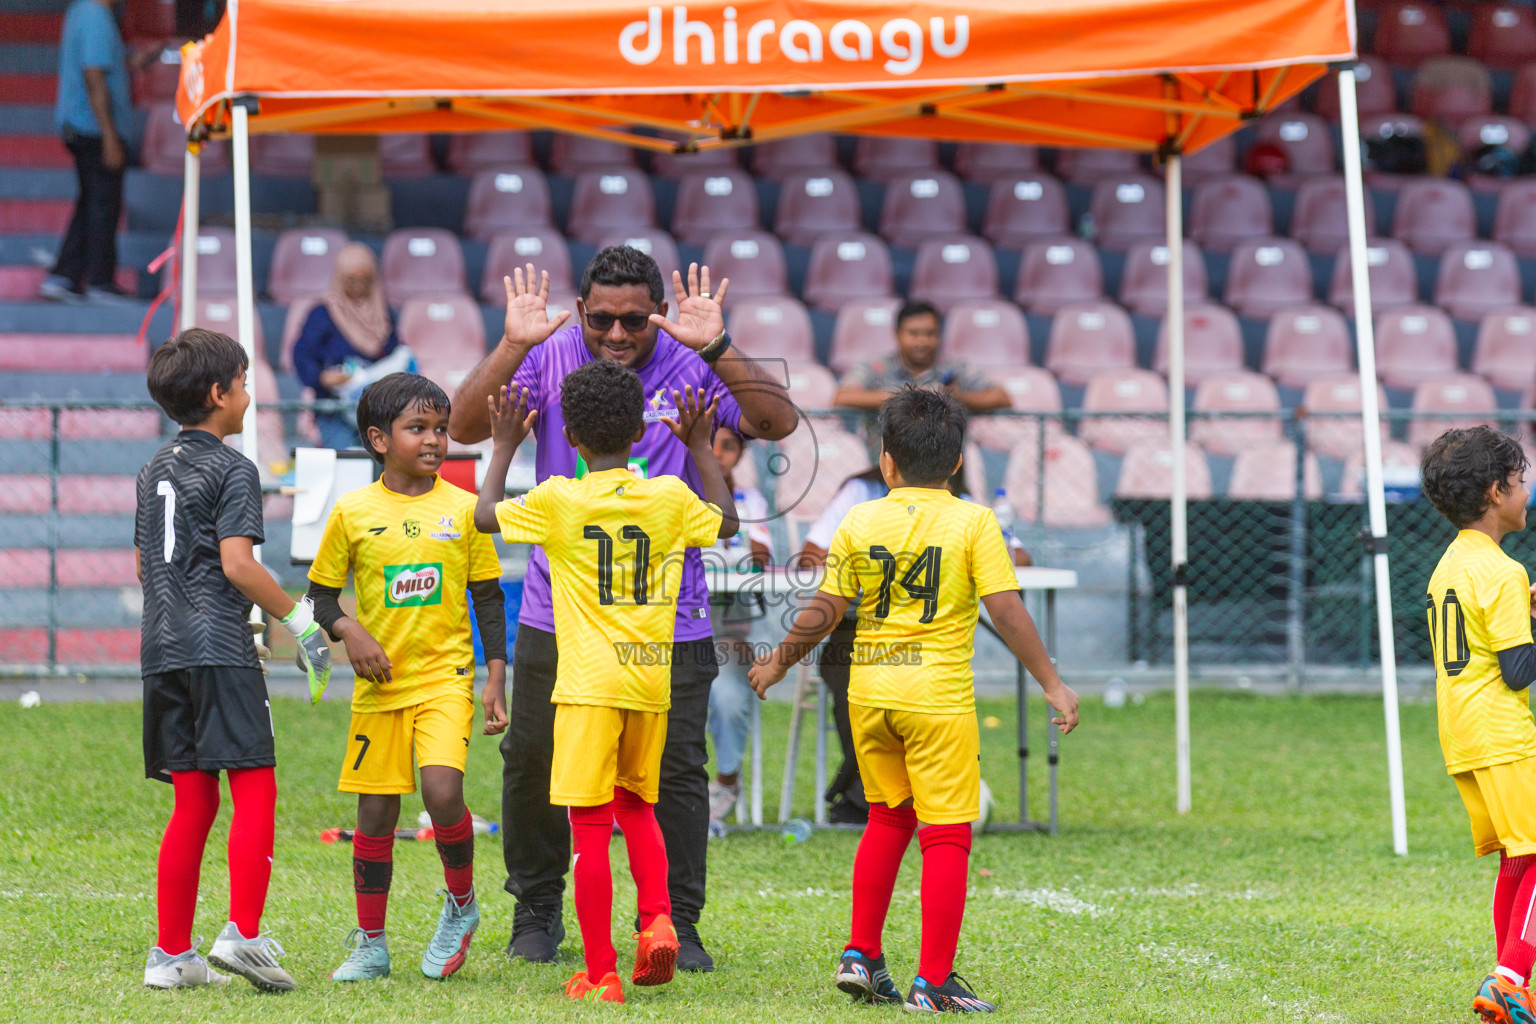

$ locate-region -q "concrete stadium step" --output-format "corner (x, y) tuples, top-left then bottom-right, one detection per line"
(0, 373), (150, 401)
(0, 627), (139, 664)
(0, 332), (146, 372)
(0, 168), (76, 198)
(0, 12), (62, 42)
(0, 74), (58, 103)
(0, 512), (134, 547)
(0, 549), (138, 588)
(0, 135), (70, 167)
(0, 44), (60, 75)
(0, 439), (165, 475)
(0, 105), (56, 135)
(0, 198), (73, 233)
(0, 265), (139, 298)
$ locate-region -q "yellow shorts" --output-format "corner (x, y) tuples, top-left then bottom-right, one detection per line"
(338, 692), (474, 795)
(1455, 757), (1536, 857)
(850, 703), (980, 825)
(550, 703), (667, 807)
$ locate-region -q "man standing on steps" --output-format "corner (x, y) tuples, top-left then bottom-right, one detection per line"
(449, 246), (798, 972)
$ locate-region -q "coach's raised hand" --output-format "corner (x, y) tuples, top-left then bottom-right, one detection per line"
(504, 264), (570, 349)
(649, 263), (729, 350)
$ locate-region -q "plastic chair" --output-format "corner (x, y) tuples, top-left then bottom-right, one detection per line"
(908, 236), (999, 313)
(249, 134), (314, 177)
(1470, 5), (1536, 68)
(1014, 237), (1103, 314)
(1256, 113), (1336, 179)
(267, 228), (348, 304)
(1374, 304), (1459, 388)
(954, 143), (1039, 183)
(1118, 239), (1207, 317)
(1044, 301), (1137, 386)
(1089, 174), (1166, 252)
(651, 147), (740, 181)
(774, 171), (863, 247)
(726, 296), (817, 363)
(1292, 176), (1378, 255)
(178, 227), (238, 295)
(1338, 440), (1424, 497)
(446, 132), (534, 174)
(829, 297), (902, 376)
(194, 295), (265, 353)
(549, 134), (636, 176)
(1493, 181), (1536, 258)
(1473, 307), (1536, 391)
(1302, 373), (1392, 459)
(1191, 175), (1275, 254)
(1153, 304), (1245, 383)
(672, 170), (760, 246)
(1115, 441), (1214, 500)
(1510, 62), (1536, 124)
(971, 366), (1064, 453)
(141, 104), (229, 175)
(1327, 237), (1418, 311)
(1314, 57), (1396, 121)
(1262, 304), (1353, 387)
(381, 229), (467, 301)
(878, 171), (967, 249)
(567, 168), (656, 245)
(1078, 369), (1170, 455)
(981, 173), (1071, 250)
(594, 228), (680, 291)
(752, 135), (838, 181)
(1225, 237), (1313, 318)
(802, 233), (894, 312)
(397, 294), (487, 366)
(1373, 2), (1452, 66)
(773, 422), (873, 522)
(1226, 441), (1324, 500)
(1433, 241), (1521, 321)
(941, 299), (1030, 368)
(1173, 136), (1237, 185)
(1408, 373), (1502, 447)
(463, 166), (554, 242)
(702, 231), (788, 299)
(1459, 116), (1533, 161)
(377, 134), (435, 177)
(1002, 434), (1113, 526)
(1190, 370), (1283, 456)
(782, 361), (839, 415)
(853, 137), (938, 182)
(480, 228), (574, 305)
(1054, 148), (1141, 186)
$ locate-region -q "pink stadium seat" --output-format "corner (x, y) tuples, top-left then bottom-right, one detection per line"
(1115, 441), (1214, 500)
(1256, 113), (1336, 179)
(1292, 177), (1378, 255)
(1013, 237), (1103, 315)
(1088, 174), (1165, 252)
(726, 296), (816, 363)
(1225, 238), (1313, 318)
(1327, 238), (1417, 311)
(1314, 57), (1395, 121)
(0, 408), (51, 439)
(1191, 175), (1275, 254)
(1374, 304), (1459, 388)
(549, 134), (637, 176)
(1078, 369), (1170, 455)
(567, 168), (656, 244)
(56, 549), (139, 588)
(463, 166), (553, 242)
(701, 231), (787, 298)
(879, 171), (967, 249)
(58, 407), (160, 439)
(671, 170), (760, 246)
(776, 422), (872, 525)
(267, 228), (348, 304)
(0, 548), (49, 588)
(1055, 148), (1140, 187)
(480, 228), (573, 305)
(774, 171), (863, 247)
(1408, 373), (1502, 448)
(57, 475), (137, 514)
(194, 295), (265, 353)
(981, 173), (1071, 250)
(1433, 242), (1522, 321)
(852, 137), (938, 182)
(176, 227), (238, 295)
(1373, 2), (1452, 66)
(0, 475), (50, 513)
(249, 134), (314, 177)
(971, 366), (1064, 453)
(381, 229), (467, 301)
(830, 297), (902, 375)
(398, 294), (486, 366)
(752, 135), (838, 181)
(909, 236), (999, 313)
(1002, 435), (1112, 526)
(595, 228), (680, 292)
(1190, 370), (1283, 456)
(1303, 373), (1391, 459)
(1174, 136), (1236, 185)
(1409, 57), (1494, 128)
(651, 147), (739, 181)
(279, 296), (320, 374)
(1262, 305), (1353, 387)
(941, 299), (1030, 368)
(802, 233), (894, 312)
(1493, 181), (1536, 258)
(1338, 441), (1423, 498)
(0, 333), (146, 372)
(1045, 301), (1136, 386)
(1226, 442), (1323, 500)
(1154, 304), (1244, 383)
(1459, 117), (1533, 184)
(446, 132), (534, 174)
(1118, 240), (1208, 317)
(1473, 307), (1536, 391)
(141, 104), (229, 175)
(954, 143), (1039, 183)
(1469, 4), (1536, 68)
(377, 134), (435, 178)
(1510, 62), (1536, 124)
(782, 361), (838, 415)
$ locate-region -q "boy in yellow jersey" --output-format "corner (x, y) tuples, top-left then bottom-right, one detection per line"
(1420, 426), (1536, 1024)
(750, 386), (1079, 1015)
(474, 361), (737, 1004)
(305, 373), (508, 983)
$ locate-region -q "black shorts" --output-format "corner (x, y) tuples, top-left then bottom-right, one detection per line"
(143, 665), (276, 782)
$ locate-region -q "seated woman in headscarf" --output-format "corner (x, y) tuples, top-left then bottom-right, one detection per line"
(293, 243), (406, 450)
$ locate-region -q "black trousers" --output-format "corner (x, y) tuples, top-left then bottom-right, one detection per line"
(818, 616), (867, 809)
(52, 131), (123, 290)
(500, 625), (717, 927)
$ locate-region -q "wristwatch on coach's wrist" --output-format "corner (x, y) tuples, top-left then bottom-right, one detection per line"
(699, 330), (732, 364)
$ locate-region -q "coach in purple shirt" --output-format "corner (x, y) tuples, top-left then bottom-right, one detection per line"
(450, 246), (796, 971)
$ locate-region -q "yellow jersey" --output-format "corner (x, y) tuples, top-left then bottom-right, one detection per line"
(822, 486), (1019, 715)
(1428, 529), (1536, 774)
(495, 468), (722, 712)
(309, 477), (502, 713)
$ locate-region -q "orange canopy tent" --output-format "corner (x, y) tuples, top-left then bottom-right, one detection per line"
(173, 0), (1409, 853)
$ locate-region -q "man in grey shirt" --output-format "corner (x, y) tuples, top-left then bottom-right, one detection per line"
(833, 300), (1009, 413)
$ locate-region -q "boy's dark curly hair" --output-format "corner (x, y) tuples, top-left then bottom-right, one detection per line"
(561, 359), (644, 456)
(879, 385), (967, 486)
(1420, 426), (1529, 528)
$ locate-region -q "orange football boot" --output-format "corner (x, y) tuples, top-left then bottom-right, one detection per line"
(1475, 972), (1536, 1024)
(630, 913), (679, 986)
(565, 970), (624, 1003)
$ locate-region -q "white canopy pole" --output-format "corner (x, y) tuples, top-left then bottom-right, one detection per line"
(1166, 152), (1191, 815)
(1339, 66), (1408, 856)
(231, 102), (259, 466)
(178, 146), (200, 331)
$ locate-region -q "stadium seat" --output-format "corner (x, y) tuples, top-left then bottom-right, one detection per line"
(1262, 305), (1353, 387)
(1078, 369), (1170, 455)
(480, 228), (574, 305)
(971, 366), (1064, 453)
(60, 407), (161, 439)
(829, 297), (902, 375)
(1493, 181), (1536, 258)
(1114, 441), (1214, 500)
(1327, 237), (1418, 311)
(775, 422), (872, 525)
(141, 104), (229, 175)
(0, 475), (49, 513)
(1002, 434), (1112, 526)
(1433, 242), (1521, 321)
(1338, 440), (1424, 498)
(671, 170), (760, 246)
(726, 295), (816, 363)
(878, 171), (967, 249)
(446, 132), (534, 174)
(179, 227), (238, 295)
(1226, 441), (1324, 500)
(1173, 136), (1237, 185)
(195, 295), (266, 353)
(377, 134), (436, 178)
(981, 173), (1071, 250)
(1292, 176), (1378, 255)
(1256, 113), (1336, 179)
(1014, 237), (1103, 314)
(852, 137), (938, 182)
(549, 134), (636, 176)
(1054, 147), (1141, 186)
(1510, 62), (1536, 124)
(751, 135), (838, 181)
(1314, 57), (1396, 121)
(702, 231), (788, 298)
(463, 166), (554, 242)
(909, 236), (999, 313)
(267, 228), (348, 304)
(1374, 304), (1459, 388)
(1373, 2), (1452, 66)
(279, 296), (320, 374)
(400, 295), (487, 394)
(941, 300), (1030, 368)
(1088, 174), (1165, 252)
(954, 143), (1039, 183)
(774, 171), (863, 247)
(249, 134), (314, 177)
(595, 228), (681, 291)
(782, 361), (838, 416)
(1409, 56), (1494, 128)
(1045, 301), (1136, 386)
(1408, 373), (1502, 448)
(1118, 240), (1208, 317)
(56, 548), (139, 588)
(1154, 304), (1245, 383)
(381, 229), (467, 301)
(1225, 238), (1313, 318)
(1191, 175), (1275, 254)
(802, 233), (894, 312)
(56, 475), (136, 514)
(1302, 373), (1392, 459)
(1469, 4), (1536, 68)
(247, 356), (293, 473)
(1473, 307), (1536, 391)
(1190, 370), (1283, 457)
(650, 147), (740, 181)
(567, 168), (656, 244)
(0, 333), (145, 373)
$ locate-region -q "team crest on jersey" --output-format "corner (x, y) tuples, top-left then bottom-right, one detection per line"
(431, 514), (461, 541)
(384, 563), (443, 606)
(403, 519), (421, 538)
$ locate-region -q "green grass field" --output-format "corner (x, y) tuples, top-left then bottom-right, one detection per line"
(0, 689), (1502, 1022)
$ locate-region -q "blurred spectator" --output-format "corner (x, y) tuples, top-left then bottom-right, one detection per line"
(833, 300), (1009, 413)
(1243, 142), (1290, 182)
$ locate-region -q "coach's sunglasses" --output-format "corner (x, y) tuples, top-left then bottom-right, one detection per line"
(582, 307), (659, 333)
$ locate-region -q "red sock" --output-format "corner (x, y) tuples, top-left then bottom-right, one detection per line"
(352, 830), (394, 936)
(917, 823), (971, 985)
(1496, 853), (1532, 960)
(570, 803), (617, 983)
(847, 803), (916, 958)
(613, 786), (671, 925)
(433, 809), (475, 903)
(157, 771), (220, 954)
(226, 767), (276, 938)
(1500, 856), (1536, 985)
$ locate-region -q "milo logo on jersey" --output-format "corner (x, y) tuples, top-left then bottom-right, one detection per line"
(384, 563), (443, 607)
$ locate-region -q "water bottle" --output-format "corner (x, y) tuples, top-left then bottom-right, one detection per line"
(781, 818), (813, 844)
(992, 488), (1015, 544)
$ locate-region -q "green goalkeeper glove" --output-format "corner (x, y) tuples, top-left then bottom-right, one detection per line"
(281, 599), (332, 704)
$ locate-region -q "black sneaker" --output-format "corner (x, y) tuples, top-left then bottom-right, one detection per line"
(834, 948), (901, 1005)
(675, 919), (714, 972)
(905, 973), (996, 1013)
(506, 900), (565, 963)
